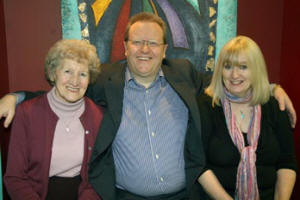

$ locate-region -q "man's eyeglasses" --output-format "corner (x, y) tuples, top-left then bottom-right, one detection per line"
(128, 40), (165, 48)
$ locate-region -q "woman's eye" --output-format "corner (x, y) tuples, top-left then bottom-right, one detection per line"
(224, 64), (232, 70)
(80, 72), (88, 77)
(239, 65), (248, 70)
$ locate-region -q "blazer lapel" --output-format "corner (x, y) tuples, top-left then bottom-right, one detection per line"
(162, 64), (201, 131)
(105, 63), (126, 127)
(162, 64), (194, 107)
(90, 63), (126, 160)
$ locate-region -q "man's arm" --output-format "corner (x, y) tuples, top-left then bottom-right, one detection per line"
(273, 85), (297, 128)
(0, 94), (17, 128)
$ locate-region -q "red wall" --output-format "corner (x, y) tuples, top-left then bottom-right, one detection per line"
(280, 0), (300, 196)
(3, 0), (61, 92)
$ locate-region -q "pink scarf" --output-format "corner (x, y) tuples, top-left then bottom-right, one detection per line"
(221, 88), (261, 200)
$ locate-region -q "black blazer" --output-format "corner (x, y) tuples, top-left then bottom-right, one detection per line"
(87, 59), (210, 200)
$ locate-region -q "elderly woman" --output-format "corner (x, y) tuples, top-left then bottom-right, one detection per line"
(197, 36), (297, 200)
(4, 40), (103, 200)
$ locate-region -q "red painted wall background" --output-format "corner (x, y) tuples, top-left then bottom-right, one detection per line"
(0, 0), (299, 199)
(280, 0), (300, 196)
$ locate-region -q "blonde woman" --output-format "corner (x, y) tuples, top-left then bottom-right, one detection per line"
(197, 36), (297, 200)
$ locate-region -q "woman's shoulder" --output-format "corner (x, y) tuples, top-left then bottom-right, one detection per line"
(261, 96), (281, 113)
(197, 92), (214, 108)
(17, 93), (48, 111)
(197, 93), (219, 114)
(261, 96), (290, 124)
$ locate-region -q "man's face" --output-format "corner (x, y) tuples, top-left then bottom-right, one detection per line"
(124, 21), (168, 85)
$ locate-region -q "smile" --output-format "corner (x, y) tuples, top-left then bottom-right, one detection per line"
(230, 80), (243, 85)
(137, 56), (151, 61)
(66, 86), (80, 92)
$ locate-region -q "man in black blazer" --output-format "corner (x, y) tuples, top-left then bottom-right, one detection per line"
(87, 59), (210, 200)
(87, 12), (234, 200)
(87, 12), (213, 200)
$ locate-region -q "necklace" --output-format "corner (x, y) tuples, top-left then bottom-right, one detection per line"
(62, 111), (82, 133)
(64, 118), (75, 133)
(240, 110), (245, 120)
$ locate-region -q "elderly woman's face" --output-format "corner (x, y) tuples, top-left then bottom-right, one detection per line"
(53, 59), (89, 103)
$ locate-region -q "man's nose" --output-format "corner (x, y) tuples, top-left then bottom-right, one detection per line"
(140, 41), (151, 52)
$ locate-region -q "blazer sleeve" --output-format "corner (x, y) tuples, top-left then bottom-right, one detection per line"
(4, 106), (41, 200)
(192, 68), (212, 97)
(78, 185), (102, 200)
(271, 98), (298, 171)
(85, 64), (109, 108)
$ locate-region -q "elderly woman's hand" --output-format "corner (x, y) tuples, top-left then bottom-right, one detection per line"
(0, 94), (17, 128)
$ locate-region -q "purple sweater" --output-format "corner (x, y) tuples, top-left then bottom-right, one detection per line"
(4, 94), (103, 200)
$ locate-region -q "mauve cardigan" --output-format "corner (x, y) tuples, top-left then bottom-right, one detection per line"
(4, 93), (104, 200)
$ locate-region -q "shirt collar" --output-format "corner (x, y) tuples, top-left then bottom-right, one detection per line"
(125, 65), (165, 86)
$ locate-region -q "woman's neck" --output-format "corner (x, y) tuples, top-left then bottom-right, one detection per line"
(231, 102), (252, 133)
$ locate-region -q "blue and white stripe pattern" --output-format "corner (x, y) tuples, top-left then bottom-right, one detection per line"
(112, 68), (188, 196)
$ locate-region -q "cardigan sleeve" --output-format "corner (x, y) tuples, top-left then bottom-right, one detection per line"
(4, 106), (41, 200)
(197, 94), (215, 172)
(79, 185), (101, 200)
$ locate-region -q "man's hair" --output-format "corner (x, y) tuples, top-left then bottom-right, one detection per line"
(206, 35), (270, 106)
(124, 12), (167, 44)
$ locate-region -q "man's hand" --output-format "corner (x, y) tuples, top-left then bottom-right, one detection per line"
(0, 94), (17, 128)
(274, 85), (297, 128)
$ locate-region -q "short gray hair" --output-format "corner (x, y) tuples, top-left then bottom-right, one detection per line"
(44, 39), (101, 85)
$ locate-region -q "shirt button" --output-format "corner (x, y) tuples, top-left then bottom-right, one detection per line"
(148, 110), (151, 115)
(85, 130), (89, 134)
(155, 154), (159, 159)
(146, 90), (149, 94)
(151, 132), (155, 137)
(160, 177), (164, 182)
(88, 146), (92, 151)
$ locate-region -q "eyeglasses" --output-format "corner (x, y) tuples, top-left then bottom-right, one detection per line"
(127, 40), (165, 48)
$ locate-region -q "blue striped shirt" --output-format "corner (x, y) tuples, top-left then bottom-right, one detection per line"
(112, 68), (189, 196)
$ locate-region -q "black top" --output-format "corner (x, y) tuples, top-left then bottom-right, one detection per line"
(197, 94), (297, 199)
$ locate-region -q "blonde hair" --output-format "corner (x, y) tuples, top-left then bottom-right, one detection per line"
(206, 35), (270, 106)
(44, 39), (101, 85)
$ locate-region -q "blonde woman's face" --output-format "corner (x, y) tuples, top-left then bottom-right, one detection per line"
(53, 59), (90, 103)
(222, 54), (251, 97)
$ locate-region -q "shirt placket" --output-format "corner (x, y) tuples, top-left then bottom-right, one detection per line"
(144, 85), (166, 193)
